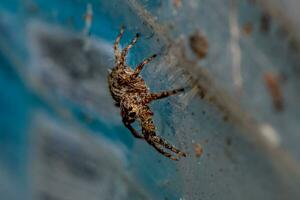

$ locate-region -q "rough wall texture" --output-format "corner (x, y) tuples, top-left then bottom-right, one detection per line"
(0, 0), (300, 199)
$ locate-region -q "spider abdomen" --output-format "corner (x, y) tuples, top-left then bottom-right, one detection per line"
(108, 67), (150, 104)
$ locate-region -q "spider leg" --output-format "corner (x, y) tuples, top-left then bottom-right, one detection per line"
(123, 120), (144, 139)
(146, 138), (179, 161)
(152, 135), (187, 157)
(120, 33), (140, 63)
(150, 88), (185, 101)
(114, 26), (125, 61)
(131, 54), (157, 79)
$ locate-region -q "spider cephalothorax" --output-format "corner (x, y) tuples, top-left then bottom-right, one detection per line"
(108, 27), (186, 161)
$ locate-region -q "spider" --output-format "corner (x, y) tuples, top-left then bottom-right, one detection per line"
(108, 27), (187, 161)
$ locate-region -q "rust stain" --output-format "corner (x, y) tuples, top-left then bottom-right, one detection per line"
(263, 72), (284, 111)
(189, 30), (209, 59)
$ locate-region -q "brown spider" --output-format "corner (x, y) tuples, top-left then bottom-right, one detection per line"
(108, 27), (187, 161)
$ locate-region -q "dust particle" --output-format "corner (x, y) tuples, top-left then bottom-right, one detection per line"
(242, 22), (253, 36)
(225, 137), (232, 146)
(223, 115), (229, 122)
(260, 13), (271, 33)
(172, 0), (182, 9)
(194, 143), (204, 158)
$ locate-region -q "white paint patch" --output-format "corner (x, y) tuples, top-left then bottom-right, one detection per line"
(259, 123), (281, 147)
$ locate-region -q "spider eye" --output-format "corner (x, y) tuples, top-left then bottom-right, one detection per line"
(129, 112), (136, 117)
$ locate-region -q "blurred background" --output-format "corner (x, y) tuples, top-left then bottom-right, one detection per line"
(1, 0), (300, 199)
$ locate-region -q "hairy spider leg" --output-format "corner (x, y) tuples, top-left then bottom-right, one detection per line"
(139, 105), (186, 160)
(114, 26), (125, 61)
(152, 136), (187, 157)
(146, 137), (179, 161)
(123, 120), (144, 139)
(150, 88), (185, 101)
(120, 33), (140, 64)
(131, 54), (157, 79)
